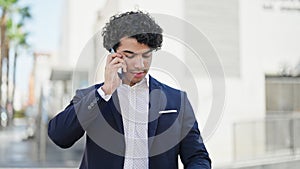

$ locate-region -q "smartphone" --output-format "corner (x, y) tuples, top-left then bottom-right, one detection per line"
(110, 48), (123, 79)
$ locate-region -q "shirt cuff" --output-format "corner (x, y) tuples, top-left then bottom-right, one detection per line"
(97, 87), (112, 101)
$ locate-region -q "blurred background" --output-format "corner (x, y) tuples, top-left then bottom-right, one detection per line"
(0, 0), (300, 168)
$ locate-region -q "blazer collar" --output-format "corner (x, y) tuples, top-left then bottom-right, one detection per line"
(148, 75), (165, 149)
(109, 91), (124, 134)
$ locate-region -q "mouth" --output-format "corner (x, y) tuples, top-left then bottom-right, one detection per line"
(132, 71), (146, 78)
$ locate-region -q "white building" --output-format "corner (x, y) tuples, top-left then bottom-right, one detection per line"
(52, 0), (300, 168)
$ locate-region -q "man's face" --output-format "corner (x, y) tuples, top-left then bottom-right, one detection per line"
(116, 37), (152, 86)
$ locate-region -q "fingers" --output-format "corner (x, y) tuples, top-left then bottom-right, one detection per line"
(106, 52), (122, 65)
(111, 57), (127, 72)
(114, 57), (127, 72)
(116, 53), (127, 72)
(122, 62), (127, 72)
(111, 57), (124, 65)
(106, 52), (127, 72)
(112, 62), (124, 69)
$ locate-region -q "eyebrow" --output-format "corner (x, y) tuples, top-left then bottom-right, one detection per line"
(122, 49), (153, 54)
(122, 50), (135, 54)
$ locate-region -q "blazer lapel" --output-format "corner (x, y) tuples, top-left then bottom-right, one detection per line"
(148, 76), (165, 150)
(108, 91), (124, 135)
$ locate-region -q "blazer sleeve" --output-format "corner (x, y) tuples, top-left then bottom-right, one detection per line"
(48, 87), (105, 148)
(179, 92), (211, 169)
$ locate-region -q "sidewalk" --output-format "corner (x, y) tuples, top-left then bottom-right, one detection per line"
(0, 118), (83, 168)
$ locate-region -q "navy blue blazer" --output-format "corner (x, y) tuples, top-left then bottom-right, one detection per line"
(48, 76), (211, 169)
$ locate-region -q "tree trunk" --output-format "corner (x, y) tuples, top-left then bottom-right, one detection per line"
(12, 46), (17, 117)
(0, 8), (7, 107)
(0, 58), (2, 106)
(5, 40), (10, 113)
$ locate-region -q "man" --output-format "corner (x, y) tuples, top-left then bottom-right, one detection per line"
(48, 11), (211, 169)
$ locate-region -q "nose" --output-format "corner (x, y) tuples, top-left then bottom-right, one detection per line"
(134, 55), (144, 69)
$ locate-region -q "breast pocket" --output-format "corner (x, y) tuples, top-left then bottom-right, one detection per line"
(156, 110), (180, 135)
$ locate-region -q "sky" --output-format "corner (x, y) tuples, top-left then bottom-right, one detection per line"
(14, 0), (63, 103)
(23, 0), (63, 52)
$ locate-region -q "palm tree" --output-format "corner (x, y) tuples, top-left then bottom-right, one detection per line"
(0, 0), (19, 108)
(0, 1), (31, 120)
(7, 20), (30, 116)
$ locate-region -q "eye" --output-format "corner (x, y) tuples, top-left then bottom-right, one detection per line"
(142, 50), (153, 58)
(142, 52), (152, 58)
(125, 53), (136, 59)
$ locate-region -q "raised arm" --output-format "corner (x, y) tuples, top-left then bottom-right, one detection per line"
(48, 88), (103, 148)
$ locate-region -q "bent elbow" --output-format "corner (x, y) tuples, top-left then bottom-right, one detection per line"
(47, 120), (74, 149)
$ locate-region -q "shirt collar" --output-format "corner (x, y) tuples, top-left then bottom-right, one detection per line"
(145, 73), (150, 87)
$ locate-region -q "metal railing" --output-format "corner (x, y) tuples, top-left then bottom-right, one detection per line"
(233, 116), (300, 161)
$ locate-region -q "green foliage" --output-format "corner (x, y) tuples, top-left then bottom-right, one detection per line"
(0, 0), (18, 9)
(7, 16), (30, 47)
(6, 17), (12, 28)
(2, 2), (31, 47)
(18, 6), (31, 20)
(13, 108), (25, 118)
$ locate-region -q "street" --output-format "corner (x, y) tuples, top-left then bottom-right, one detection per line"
(0, 118), (83, 168)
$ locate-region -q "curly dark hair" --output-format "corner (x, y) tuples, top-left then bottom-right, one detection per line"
(102, 11), (163, 51)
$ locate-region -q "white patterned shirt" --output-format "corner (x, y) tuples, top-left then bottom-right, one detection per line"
(98, 76), (149, 169)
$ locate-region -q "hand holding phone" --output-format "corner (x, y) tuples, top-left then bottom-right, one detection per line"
(110, 48), (123, 79)
(101, 48), (127, 95)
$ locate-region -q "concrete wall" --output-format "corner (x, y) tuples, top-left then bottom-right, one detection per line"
(56, 0), (300, 168)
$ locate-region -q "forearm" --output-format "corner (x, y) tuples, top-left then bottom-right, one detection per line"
(48, 102), (85, 148)
(180, 122), (211, 169)
(48, 89), (103, 148)
(180, 92), (211, 168)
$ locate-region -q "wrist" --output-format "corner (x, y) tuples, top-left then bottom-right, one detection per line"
(101, 85), (112, 95)
(98, 86), (112, 102)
